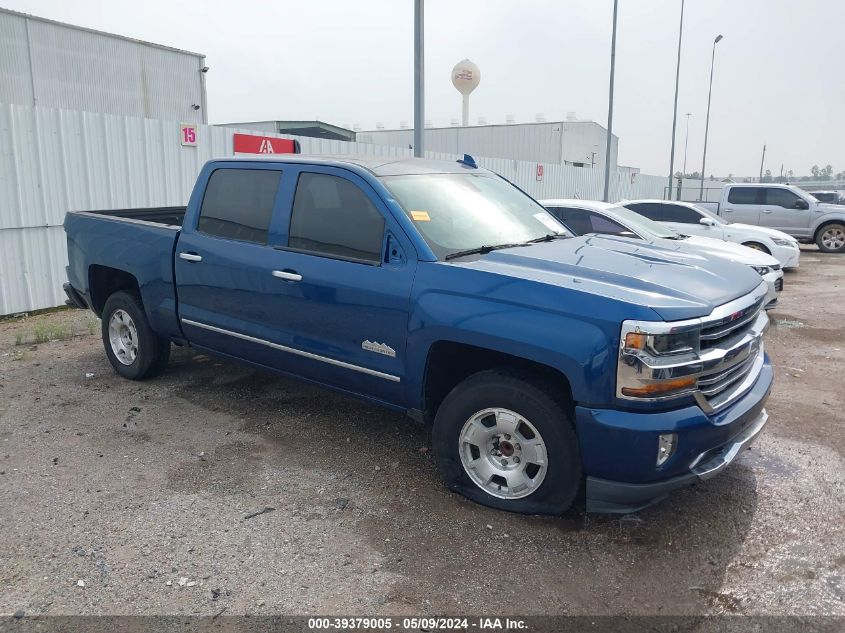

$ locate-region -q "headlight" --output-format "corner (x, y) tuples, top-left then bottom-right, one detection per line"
(771, 238), (794, 246)
(618, 321), (702, 400)
(751, 265), (772, 275)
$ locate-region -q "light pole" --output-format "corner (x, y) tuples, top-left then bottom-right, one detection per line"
(667, 0), (685, 200)
(682, 112), (692, 175)
(603, 0), (619, 202)
(413, 0), (424, 157)
(699, 34), (723, 200)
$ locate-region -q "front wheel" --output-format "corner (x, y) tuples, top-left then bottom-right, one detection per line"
(742, 241), (771, 254)
(101, 291), (170, 380)
(432, 369), (582, 515)
(816, 223), (845, 253)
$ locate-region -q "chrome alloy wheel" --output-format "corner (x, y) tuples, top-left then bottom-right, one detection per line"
(108, 309), (138, 366)
(458, 408), (548, 499)
(821, 226), (845, 251)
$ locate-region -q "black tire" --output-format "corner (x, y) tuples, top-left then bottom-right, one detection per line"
(432, 369), (582, 515)
(101, 291), (170, 380)
(742, 241), (771, 255)
(815, 222), (845, 253)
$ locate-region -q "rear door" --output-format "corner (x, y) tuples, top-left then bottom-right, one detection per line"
(175, 165), (288, 355)
(760, 188), (813, 236)
(722, 187), (762, 224)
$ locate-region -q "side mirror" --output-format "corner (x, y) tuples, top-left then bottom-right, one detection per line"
(699, 217), (716, 226)
(795, 199), (809, 210)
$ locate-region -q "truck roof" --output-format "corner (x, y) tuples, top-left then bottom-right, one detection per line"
(207, 155), (493, 177)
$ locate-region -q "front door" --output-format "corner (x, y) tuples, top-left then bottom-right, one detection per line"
(760, 188), (813, 237)
(262, 167), (416, 405)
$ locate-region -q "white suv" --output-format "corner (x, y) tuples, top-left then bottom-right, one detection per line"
(623, 199), (801, 269)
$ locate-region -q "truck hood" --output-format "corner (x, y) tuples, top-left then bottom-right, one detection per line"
(451, 235), (763, 322)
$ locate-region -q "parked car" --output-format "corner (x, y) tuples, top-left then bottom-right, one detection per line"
(808, 191), (845, 205)
(541, 199), (784, 310)
(621, 199), (800, 269)
(64, 155), (773, 515)
(694, 183), (845, 253)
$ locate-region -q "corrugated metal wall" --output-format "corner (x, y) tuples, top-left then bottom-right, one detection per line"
(357, 121), (619, 168)
(0, 8), (206, 123)
(0, 102), (665, 315)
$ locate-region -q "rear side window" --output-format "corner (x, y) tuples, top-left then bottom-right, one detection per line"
(546, 207), (592, 235)
(661, 203), (701, 223)
(764, 188), (802, 208)
(727, 187), (761, 204)
(198, 169), (281, 244)
(289, 173), (385, 263)
(626, 202), (663, 221)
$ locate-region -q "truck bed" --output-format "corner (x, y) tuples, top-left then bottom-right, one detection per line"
(81, 206), (187, 227)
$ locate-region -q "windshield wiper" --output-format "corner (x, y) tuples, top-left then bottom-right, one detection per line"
(444, 242), (526, 260)
(523, 233), (569, 244)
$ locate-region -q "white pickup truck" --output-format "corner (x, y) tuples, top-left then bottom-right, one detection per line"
(697, 183), (845, 253)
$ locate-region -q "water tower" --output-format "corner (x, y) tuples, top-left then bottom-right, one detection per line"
(451, 59), (481, 127)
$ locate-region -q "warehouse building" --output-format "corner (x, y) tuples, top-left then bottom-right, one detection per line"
(0, 7), (208, 122)
(357, 118), (618, 170)
(218, 120), (356, 142)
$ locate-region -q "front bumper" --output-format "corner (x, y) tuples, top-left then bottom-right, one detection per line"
(763, 270), (783, 309)
(577, 355), (773, 513)
(771, 243), (800, 269)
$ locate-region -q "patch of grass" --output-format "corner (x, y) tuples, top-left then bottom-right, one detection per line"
(85, 316), (99, 335)
(31, 323), (74, 344)
(15, 333), (24, 346)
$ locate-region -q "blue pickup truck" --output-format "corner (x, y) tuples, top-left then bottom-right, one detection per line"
(63, 155), (773, 514)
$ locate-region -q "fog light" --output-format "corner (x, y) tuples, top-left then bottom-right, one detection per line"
(657, 433), (677, 466)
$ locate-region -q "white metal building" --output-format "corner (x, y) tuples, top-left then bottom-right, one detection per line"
(0, 7), (208, 123)
(357, 120), (619, 170)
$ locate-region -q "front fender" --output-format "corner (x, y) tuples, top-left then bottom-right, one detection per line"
(404, 291), (616, 409)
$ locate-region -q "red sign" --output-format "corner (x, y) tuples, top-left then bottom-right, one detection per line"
(536, 163), (544, 181)
(233, 133), (297, 155)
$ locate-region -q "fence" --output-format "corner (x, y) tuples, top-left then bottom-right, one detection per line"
(0, 102), (665, 315)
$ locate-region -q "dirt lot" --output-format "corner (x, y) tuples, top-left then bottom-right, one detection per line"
(0, 247), (843, 618)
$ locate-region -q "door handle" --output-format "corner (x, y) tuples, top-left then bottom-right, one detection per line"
(179, 252), (203, 262)
(723, 208), (734, 212)
(761, 210), (773, 214)
(272, 270), (302, 282)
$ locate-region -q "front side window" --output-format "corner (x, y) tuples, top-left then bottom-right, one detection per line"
(727, 187), (762, 205)
(198, 169), (282, 244)
(381, 173), (567, 259)
(765, 188), (803, 209)
(588, 213), (634, 236)
(661, 203), (702, 223)
(289, 173), (385, 263)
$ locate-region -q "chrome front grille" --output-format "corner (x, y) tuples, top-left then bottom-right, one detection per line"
(700, 297), (764, 351)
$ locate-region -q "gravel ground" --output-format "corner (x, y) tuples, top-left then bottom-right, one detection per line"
(0, 247), (843, 617)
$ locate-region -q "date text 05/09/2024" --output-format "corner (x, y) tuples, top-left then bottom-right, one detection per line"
(307, 617), (528, 630)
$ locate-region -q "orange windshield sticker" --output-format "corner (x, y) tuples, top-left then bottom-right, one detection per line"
(411, 211), (431, 222)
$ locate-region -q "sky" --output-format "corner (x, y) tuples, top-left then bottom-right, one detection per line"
(5, 0), (844, 177)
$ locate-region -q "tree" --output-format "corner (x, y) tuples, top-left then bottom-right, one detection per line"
(823, 164), (834, 178)
(811, 165), (820, 178)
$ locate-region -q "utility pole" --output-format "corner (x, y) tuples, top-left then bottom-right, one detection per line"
(603, 0), (619, 202)
(413, 0), (424, 157)
(667, 0), (685, 200)
(759, 144), (766, 182)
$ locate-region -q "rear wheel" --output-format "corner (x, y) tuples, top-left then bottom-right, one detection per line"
(816, 223), (845, 253)
(101, 291), (170, 380)
(432, 369), (581, 515)
(742, 241), (770, 254)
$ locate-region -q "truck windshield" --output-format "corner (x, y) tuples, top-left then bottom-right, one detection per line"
(381, 173), (568, 259)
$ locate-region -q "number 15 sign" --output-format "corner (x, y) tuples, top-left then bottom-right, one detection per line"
(180, 123), (198, 147)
